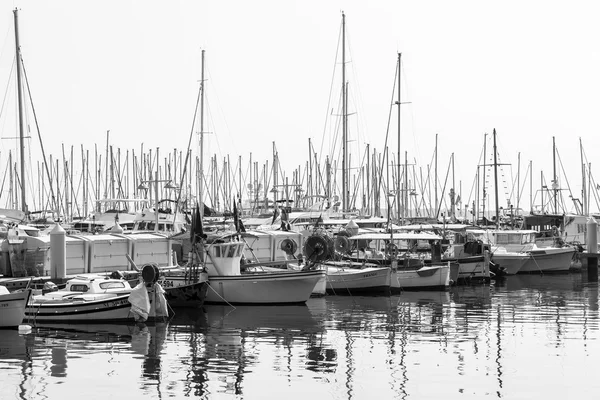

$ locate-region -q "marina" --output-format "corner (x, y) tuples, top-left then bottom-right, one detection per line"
(2, 274), (600, 399)
(1, 2), (600, 399)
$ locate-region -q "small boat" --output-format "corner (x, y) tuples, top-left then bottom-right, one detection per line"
(392, 262), (452, 291)
(323, 261), (391, 295)
(202, 233), (326, 305)
(24, 275), (168, 324)
(0, 286), (31, 328)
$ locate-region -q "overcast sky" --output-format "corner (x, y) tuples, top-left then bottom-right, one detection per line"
(1, 0), (599, 214)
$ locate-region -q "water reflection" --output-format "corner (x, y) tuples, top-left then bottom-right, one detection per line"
(1, 275), (600, 399)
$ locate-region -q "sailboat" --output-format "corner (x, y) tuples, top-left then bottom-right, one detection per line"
(469, 130), (576, 274)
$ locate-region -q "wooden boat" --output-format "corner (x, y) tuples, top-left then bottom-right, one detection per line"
(392, 262), (452, 291)
(24, 275), (168, 323)
(202, 233), (325, 305)
(323, 261), (391, 295)
(0, 286), (31, 328)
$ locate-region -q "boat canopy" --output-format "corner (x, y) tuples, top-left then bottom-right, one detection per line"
(349, 232), (443, 241)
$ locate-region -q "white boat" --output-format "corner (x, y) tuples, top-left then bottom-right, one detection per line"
(250, 263), (328, 297)
(323, 261), (391, 295)
(24, 275), (167, 323)
(392, 263), (451, 291)
(132, 199), (188, 235)
(203, 233), (326, 305)
(72, 198), (147, 233)
(519, 246), (577, 273)
(0, 286), (31, 328)
(467, 229), (577, 273)
(490, 247), (529, 275)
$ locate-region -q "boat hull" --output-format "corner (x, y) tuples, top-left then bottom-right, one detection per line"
(204, 270), (325, 305)
(162, 280), (209, 308)
(518, 247), (577, 273)
(0, 289), (31, 328)
(392, 264), (450, 291)
(25, 294), (135, 323)
(455, 255), (490, 282)
(325, 264), (391, 295)
(491, 251), (528, 275)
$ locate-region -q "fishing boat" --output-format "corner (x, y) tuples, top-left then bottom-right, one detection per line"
(323, 260), (391, 295)
(489, 247), (529, 275)
(202, 233), (325, 305)
(0, 286), (31, 328)
(24, 275), (168, 324)
(467, 229), (577, 273)
(392, 262), (452, 291)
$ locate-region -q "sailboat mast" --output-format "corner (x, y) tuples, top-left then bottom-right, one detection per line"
(552, 136), (557, 213)
(493, 129), (499, 228)
(580, 138), (586, 215)
(13, 9), (27, 213)
(396, 52), (401, 222)
(199, 49), (205, 217)
(341, 12), (348, 213)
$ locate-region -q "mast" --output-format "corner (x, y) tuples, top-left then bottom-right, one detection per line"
(493, 129), (499, 228)
(552, 136), (557, 213)
(516, 152), (521, 218)
(396, 52), (401, 221)
(199, 49), (205, 217)
(341, 12), (348, 213)
(581, 138), (586, 215)
(482, 133), (487, 222)
(434, 134), (438, 218)
(13, 9), (27, 213)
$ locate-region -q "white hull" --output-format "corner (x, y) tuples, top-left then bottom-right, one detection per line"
(325, 264), (391, 295)
(456, 256), (490, 280)
(312, 273), (328, 297)
(205, 270), (325, 305)
(25, 294), (135, 323)
(491, 250), (529, 275)
(0, 289), (31, 328)
(519, 247), (577, 273)
(392, 264), (450, 291)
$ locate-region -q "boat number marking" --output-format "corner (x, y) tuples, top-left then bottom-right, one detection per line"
(363, 272), (377, 278)
(162, 280), (174, 288)
(103, 299), (129, 308)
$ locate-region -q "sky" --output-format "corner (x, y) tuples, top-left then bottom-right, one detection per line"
(0, 0), (599, 216)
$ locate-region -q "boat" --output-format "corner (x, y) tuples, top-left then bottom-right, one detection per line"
(489, 247), (529, 275)
(72, 198), (148, 233)
(0, 286), (31, 328)
(323, 260), (391, 295)
(24, 274), (168, 324)
(392, 262), (452, 291)
(467, 228), (577, 273)
(202, 232), (325, 305)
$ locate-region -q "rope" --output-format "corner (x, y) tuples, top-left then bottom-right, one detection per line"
(529, 253), (544, 275)
(206, 282), (236, 309)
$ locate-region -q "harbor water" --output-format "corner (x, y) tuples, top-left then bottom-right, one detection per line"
(2, 273), (600, 399)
